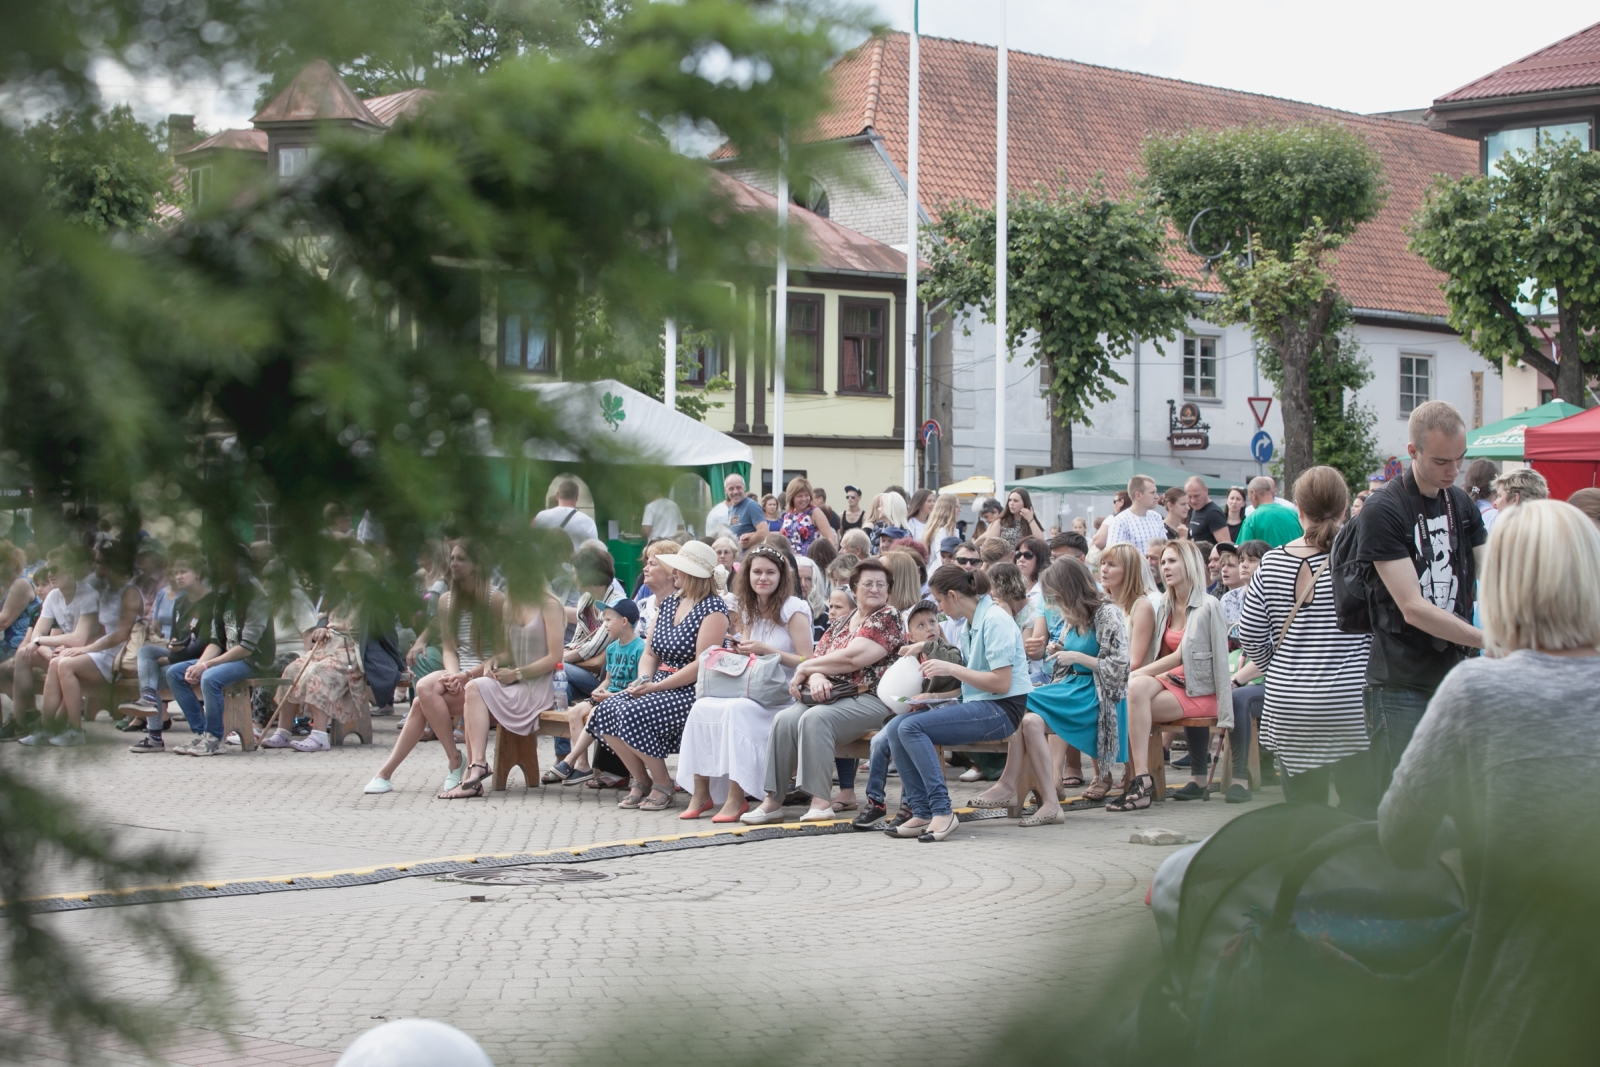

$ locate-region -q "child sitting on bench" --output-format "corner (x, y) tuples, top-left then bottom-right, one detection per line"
(544, 599), (644, 785)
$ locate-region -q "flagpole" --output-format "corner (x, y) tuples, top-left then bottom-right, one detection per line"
(994, 1), (1008, 500)
(774, 155), (788, 498)
(902, 1), (921, 490)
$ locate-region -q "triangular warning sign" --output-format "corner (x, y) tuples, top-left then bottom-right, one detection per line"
(1248, 397), (1273, 428)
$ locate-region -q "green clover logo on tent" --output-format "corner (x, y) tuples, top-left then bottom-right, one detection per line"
(600, 392), (625, 431)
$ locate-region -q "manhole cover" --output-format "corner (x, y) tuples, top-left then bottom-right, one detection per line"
(444, 866), (615, 887)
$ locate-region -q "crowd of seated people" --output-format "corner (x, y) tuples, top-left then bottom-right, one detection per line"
(20, 447), (1547, 859)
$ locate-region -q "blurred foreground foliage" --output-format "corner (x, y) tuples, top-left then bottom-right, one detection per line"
(0, 0), (870, 1058)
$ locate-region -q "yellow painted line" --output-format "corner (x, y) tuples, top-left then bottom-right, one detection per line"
(10, 810), (918, 909)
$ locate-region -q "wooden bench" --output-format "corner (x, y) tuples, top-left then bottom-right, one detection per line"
(220, 677), (374, 752)
(1150, 718), (1234, 801)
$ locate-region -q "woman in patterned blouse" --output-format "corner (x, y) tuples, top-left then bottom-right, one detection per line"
(742, 558), (904, 824)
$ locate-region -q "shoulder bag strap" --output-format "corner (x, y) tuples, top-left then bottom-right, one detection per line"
(1276, 555), (1331, 650)
(558, 507), (577, 529)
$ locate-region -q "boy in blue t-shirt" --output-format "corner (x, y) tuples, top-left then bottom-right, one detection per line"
(550, 600), (643, 785)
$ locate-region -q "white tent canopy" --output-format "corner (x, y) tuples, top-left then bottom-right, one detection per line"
(519, 379), (752, 469)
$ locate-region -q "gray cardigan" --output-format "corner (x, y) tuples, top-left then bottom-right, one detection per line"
(1150, 584), (1233, 728)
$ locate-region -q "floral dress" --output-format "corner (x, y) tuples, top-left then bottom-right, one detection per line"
(779, 509), (820, 554)
(275, 600), (367, 724)
(588, 592), (728, 758)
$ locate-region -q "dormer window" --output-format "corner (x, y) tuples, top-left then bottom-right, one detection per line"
(278, 146), (317, 178)
(188, 166), (212, 206)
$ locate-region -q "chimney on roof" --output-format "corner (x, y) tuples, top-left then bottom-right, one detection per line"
(168, 114), (197, 155)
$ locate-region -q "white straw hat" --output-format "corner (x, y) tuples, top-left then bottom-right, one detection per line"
(656, 540), (717, 579)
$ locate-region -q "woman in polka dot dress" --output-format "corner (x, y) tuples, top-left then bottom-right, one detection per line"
(586, 540), (728, 812)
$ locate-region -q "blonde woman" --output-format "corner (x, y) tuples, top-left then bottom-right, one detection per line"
(920, 495), (961, 556)
(1109, 539), (1230, 811)
(867, 492), (909, 552)
(881, 550), (926, 614)
(1381, 500), (1600, 1063)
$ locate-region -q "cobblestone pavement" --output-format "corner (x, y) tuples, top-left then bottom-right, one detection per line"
(2, 717), (1271, 1066)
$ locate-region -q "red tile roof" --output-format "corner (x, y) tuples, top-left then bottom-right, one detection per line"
(252, 58), (382, 126)
(1435, 21), (1600, 103)
(712, 170), (907, 276)
(783, 33), (1480, 317)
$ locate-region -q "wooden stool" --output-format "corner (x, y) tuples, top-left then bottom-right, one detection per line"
(329, 704), (373, 746)
(221, 677), (284, 753)
(492, 726), (541, 791)
(1150, 718), (1231, 801)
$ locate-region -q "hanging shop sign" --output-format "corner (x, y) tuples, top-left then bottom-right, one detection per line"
(1167, 400), (1211, 451)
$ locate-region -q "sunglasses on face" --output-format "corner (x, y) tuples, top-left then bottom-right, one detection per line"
(1015, 551), (1035, 561)
(955, 557), (980, 567)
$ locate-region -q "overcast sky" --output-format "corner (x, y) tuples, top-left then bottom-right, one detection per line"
(97, 1), (1598, 132)
(874, 1), (1598, 115)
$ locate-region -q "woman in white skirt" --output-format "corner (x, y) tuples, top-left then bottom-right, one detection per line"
(34, 542), (141, 747)
(676, 545), (812, 822)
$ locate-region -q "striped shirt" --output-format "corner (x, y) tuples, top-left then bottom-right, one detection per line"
(1237, 547), (1372, 775)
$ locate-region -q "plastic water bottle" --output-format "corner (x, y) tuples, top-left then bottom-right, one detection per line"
(553, 666), (569, 712)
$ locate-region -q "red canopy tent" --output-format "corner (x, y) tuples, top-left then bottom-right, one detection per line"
(1526, 405), (1600, 500)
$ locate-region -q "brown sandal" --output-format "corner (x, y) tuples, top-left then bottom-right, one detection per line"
(1080, 776), (1113, 802)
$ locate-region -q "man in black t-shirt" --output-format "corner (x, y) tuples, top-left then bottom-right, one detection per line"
(1185, 476), (1232, 545)
(1355, 401), (1486, 793)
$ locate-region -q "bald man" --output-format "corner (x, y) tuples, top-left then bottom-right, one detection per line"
(1235, 476), (1302, 548)
(1184, 476), (1231, 545)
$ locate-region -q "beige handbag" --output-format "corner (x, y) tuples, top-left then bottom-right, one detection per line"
(113, 618), (151, 678)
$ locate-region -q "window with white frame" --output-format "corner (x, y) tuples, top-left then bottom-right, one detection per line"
(500, 280), (551, 372)
(188, 166), (212, 206)
(1400, 354), (1431, 415)
(278, 145), (318, 178)
(1182, 336), (1218, 399)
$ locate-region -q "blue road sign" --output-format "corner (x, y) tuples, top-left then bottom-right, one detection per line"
(1251, 430), (1274, 465)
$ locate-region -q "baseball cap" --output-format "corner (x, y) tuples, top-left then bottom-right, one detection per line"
(606, 599), (641, 627)
(940, 535), (963, 555)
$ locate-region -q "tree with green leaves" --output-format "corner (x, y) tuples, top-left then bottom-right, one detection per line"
(921, 181), (1194, 470)
(1409, 136), (1600, 408)
(1143, 123), (1387, 492)
(1207, 223), (1382, 490)
(19, 106), (175, 233)
(0, 0), (861, 1058)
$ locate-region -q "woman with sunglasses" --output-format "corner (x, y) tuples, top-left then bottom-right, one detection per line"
(1013, 536), (1049, 602)
(837, 486), (867, 534)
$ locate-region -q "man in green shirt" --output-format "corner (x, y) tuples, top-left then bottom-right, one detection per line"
(1237, 475), (1303, 548)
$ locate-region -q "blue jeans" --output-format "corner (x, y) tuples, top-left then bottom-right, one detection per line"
(864, 727), (895, 806)
(166, 659), (254, 739)
(1364, 685), (1432, 796)
(554, 664), (603, 759)
(884, 698), (1019, 818)
(136, 642), (169, 695)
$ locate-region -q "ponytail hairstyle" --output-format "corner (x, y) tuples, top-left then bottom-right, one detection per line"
(1040, 557), (1105, 632)
(1291, 465), (1349, 553)
(928, 562), (991, 600)
(986, 562), (1029, 608)
(1464, 459), (1498, 504)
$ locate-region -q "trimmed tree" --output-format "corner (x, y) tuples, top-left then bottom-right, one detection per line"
(1143, 123), (1386, 492)
(921, 180), (1194, 470)
(1409, 135), (1600, 407)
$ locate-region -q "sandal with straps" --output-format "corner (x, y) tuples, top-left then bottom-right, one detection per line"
(617, 783), (649, 809)
(638, 785), (676, 812)
(1079, 775), (1114, 803)
(1104, 773), (1155, 812)
(438, 762), (491, 800)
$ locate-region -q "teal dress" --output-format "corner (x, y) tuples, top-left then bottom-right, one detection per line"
(1025, 621), (1129, 762)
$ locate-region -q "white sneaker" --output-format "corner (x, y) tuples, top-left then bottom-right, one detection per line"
(958, 767), (984, 782)
(49, 728), (87, 747)
(187, 734), (225, 757)
(118, 699), (159, 715)
(363, 777), (393, 794)
(290, 730), (329, 752)
(17, 730), (50, 746)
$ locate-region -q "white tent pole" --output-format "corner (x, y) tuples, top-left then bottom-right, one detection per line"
(774, 160), (788, 497)
(994, 1), (1008, 499)
(903, 1), (921, 490)
(664, 314), (677, 413)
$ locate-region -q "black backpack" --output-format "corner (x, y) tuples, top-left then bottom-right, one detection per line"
(1330, 513), (1375, 635)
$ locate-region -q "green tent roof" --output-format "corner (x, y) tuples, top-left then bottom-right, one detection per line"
(1465, 400), (1585, 460)
(1008, 458), (1232, 495)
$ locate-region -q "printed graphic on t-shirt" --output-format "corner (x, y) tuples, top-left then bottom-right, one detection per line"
(1415, 513), (1458, 612)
